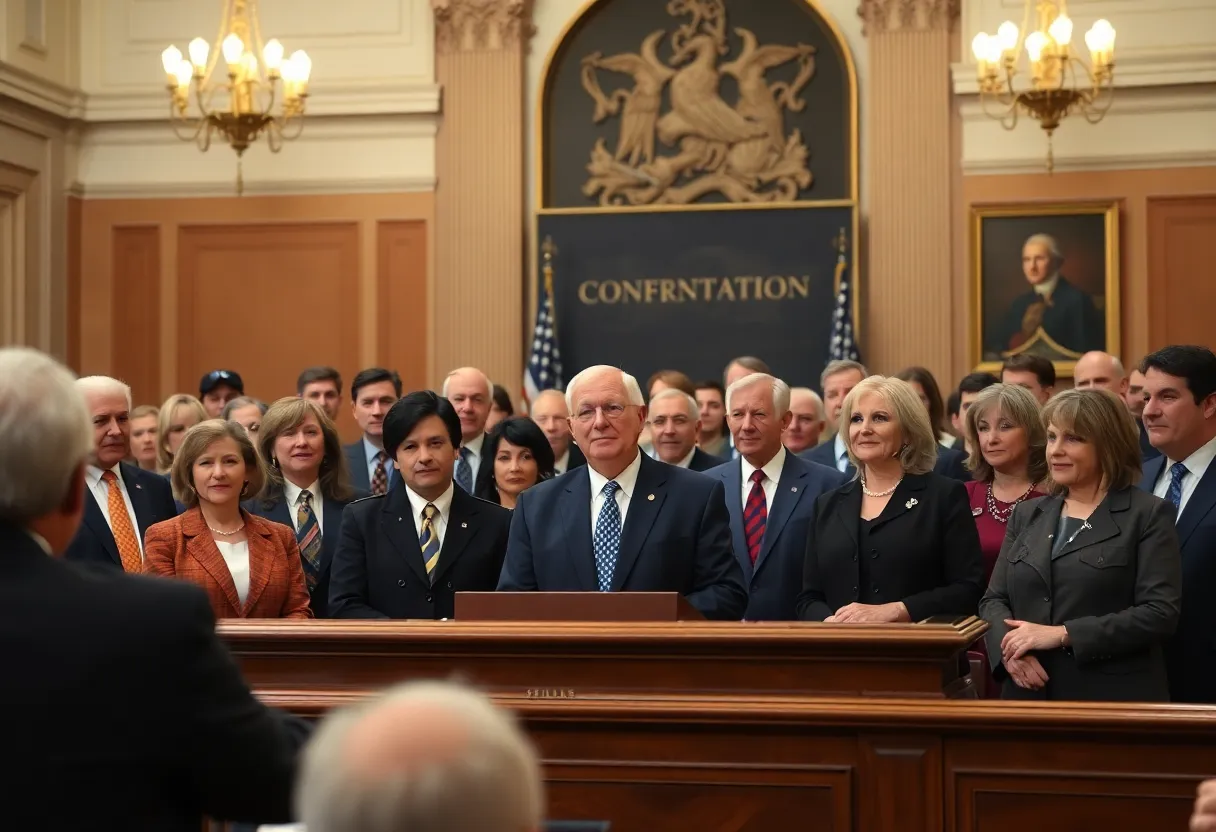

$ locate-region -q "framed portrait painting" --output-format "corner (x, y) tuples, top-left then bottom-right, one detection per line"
(971, 201), (1120, 377)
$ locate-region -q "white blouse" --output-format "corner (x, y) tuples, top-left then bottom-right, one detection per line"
(215, 539), (251, 606)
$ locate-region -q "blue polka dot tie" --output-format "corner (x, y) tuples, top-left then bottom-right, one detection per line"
(593, 481), (621, 592)
(1166, 461), (1188, 511)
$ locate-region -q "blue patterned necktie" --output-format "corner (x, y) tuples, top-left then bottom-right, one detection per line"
(419, 503), (441, 582)
(454, 447), (473, 493)
(295, 491), (323, 592)
(1166, 461), (1188, 511)
(593, 481), (622, 592)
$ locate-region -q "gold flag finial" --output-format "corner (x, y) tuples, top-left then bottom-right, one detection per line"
(542, 235), (558, 263)
(832, 227), (848, 255)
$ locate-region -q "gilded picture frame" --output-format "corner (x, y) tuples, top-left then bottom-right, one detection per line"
(970, 200), (1120, 378)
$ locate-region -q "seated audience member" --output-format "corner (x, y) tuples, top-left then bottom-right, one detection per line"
(1138, 345), (1216, 703)
(129, 404), (160, 471)
(963, 384), (1047, 583)
(1001, 354), (1055, 406)
(297, 681), (543, 832)
(487, 383), (514, 432)
(531, 388), (586, 474)
(498, 365), (747, 621)
(64, 377), (178, 573)
(0, 347), (305, 831)
(297, 366), (343, 422)
(200, 369), (245, 418)
(248, 398), (361, 618)
(953, 372), (1001, 455)
(145, 420), (313, 619)
(894, 366), (951, 447)
(224, 396), (268, 442)
(479, 417), (555, 509)
(796, 376), (984, 623)
(802, 359), (867, 472)
(980, 389), (1181, 701)
(443, 366), (495, 495)
(723, 355), (770, 389)
(694, 379), (732, 459)
(344, 368), (402, 495)
(649, 388), (726, 471)
(157, 393), (208, 474)
(782, 387), (826, 454)
(707, 374), (845, 620)
(330, 391), (511, 620)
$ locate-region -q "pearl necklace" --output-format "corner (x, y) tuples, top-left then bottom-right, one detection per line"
(860, 475), (903, 498)
(984, 482), (1037, 524)
(208, 522), (245, 536)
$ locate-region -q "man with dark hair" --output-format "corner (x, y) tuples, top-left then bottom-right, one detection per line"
(953, 372), (1000, 454)
(343, 368), (403, 495)
(945, 389), (962, 447)
(297, 366), (343, 421)
(723, 356), (771, 389)
(199, 369), (244, 418)
(1001, 354), (1055, 405)
(329, 391), (511, 620)
(1137, 345), (1216, 703)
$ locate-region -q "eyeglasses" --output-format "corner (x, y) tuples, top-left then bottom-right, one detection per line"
(573, 403), (634, 424)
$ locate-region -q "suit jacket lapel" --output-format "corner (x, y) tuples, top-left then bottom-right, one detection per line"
(182, 509), (243, 612)
(720, 460), (750, 580)
(560, 467), (598, 591)
(754, 459), (809, 574)
(380, 488), (428, 584)
(1016, 496), (1057, 590)
(431, 489), (479, 583)
(82, 486), (121, 566)
(320, 498), (344, 572)
(1139, 455), (1166, 493)
(1055, 488), (1124, 559)
(121, 464), (155, 540)
(1178, 466), (1216, 548)
(834, 481), (860, 549)
(613, 455), (666, 591)
(869, 474), (929, 530)
(241, 514), (275, 614)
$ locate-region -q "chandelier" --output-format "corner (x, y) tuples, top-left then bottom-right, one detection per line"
(970, 1), (1115, 172)
(160, 0), (312, 193)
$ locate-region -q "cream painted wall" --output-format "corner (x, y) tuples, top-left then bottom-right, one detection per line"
(954, 0), (1216, 173)
(0, 0), (79, 87)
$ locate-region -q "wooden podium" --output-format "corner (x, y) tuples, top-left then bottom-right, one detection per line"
(455, 591), (704, 621)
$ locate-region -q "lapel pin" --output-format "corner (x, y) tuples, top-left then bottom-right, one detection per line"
(791, 486), (798, 493)
(398, 517), (403, 522)
(972, 506), (983, 517)
(461, 522), (468, 528)
(906, 498), (918, 509)
(135, 484), (142, 490)
(647, 494), (655, 501)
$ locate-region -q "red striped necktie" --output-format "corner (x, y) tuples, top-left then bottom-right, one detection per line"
(743, 469), (767, 564)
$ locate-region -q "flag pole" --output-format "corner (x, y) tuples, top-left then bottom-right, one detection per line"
(542, 235), (559, 340)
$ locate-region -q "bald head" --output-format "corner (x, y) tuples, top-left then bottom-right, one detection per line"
(530, 388), (572, 457)
(1073, 351), (1127, 397)
(443, 367), (492, 442)
(783, 387), (825, 453)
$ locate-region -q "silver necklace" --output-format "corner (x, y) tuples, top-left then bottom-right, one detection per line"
(208, 522), (245, 536)
(985, 481), (1038, 524)
(860, 475), (903, 498)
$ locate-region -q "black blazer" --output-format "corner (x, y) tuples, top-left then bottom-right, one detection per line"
(498, 452), (748, 620)
(64, 462), (179, 570)
(800, 442), (969, 482)
(795, 473), (984, 622)
(329, 484), (511, 620)
(244, 489), (363, 618)
(1, 522), (305, 830)
(980, 488), (1182, 702)
(687, 447), (727, 472)
(1139, 457), (1216, 702)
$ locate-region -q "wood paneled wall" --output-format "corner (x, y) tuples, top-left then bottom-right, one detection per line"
(75, 193), (433, 441)
(1147, 195), (1216, 349)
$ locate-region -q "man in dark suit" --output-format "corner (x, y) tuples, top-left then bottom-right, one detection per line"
(1137, 345), (1216, 703)
(0, 347), (304, 831)
(498, 365), (747, 620)
(649, 388), (726, 472)
(343, 367), (402, 495)
(443, 366), (495, 495)
(706, 373), (846, 620)
(531, 388), (587, 474)
(330, 391), (511, 620)
(1126, 367), (1162, 461)
(63, 376), (178, 572)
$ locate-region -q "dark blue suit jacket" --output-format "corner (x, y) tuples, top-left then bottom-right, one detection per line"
(344, 440), (372, 493)
(687, 447), (727, 472)
(801, 440), (970, 481)
(64, 463), (179, 570)
(705, 453), (847, 620)
(497, 452), (748, 620)
(1139, 455), (1216, 702)
(244, 490), (362, 618)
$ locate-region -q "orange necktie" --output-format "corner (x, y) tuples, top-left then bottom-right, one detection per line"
(102, 470), (142, 573)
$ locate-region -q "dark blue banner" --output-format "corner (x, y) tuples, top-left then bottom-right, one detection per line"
(538, 206), (853, 389)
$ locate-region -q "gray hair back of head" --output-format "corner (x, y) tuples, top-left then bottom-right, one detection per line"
(725, 372), (791, 415)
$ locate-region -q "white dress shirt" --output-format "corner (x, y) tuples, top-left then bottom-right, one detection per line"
(462, 432), (485, 482)
(832, 433), (850, 473)
(588, 451), (643, 534)
(739, 446), (785, 511)
(554, 447), (571, 475)
(283, 479), (324, 533)
(675, 446), (697, 469)
(1152, 434), (1216, 515)
(405, 482), (455, 550)
(215, 539), (251, 605)
(362, 437), (395, 483)
(85, 464), (145, 557)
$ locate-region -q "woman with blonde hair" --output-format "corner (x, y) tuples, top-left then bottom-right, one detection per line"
(156, 394), (207, 474)
(796, 376), (984, 623)
(980, 388), (1181, 701)
(144, 419), (312, 619)
(247, 397), (360, 618)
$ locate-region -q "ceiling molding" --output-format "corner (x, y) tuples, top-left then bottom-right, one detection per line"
(962, 148), (1216, 176)
(0, 61), (86, 120)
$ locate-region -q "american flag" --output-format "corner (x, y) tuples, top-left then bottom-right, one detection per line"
(828, 230), (861, 363)
(524, 236), (564, 402)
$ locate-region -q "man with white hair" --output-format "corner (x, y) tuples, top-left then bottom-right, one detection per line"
(648, 388), (726, 471)
(705, 374), (846, 620)
(782, 387), (826, 454)
(499, 365), (747, 620)
(297, 681), (544, 832)
(0, 347), (306, 831)
(63, 375), (177, 571)
(442, 366), (493, 494)
(530, 388), (586, 475)
(989, 232), (1104, 357)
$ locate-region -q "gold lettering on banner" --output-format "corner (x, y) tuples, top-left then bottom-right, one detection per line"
(526, 688), (576, 699)
(577, 276), (811, 304)
(580, 0), (817, 206)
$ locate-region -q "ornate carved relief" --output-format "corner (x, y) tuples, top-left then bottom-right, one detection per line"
(857, 0), (959, 36)
(432, 0), (532, 53)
